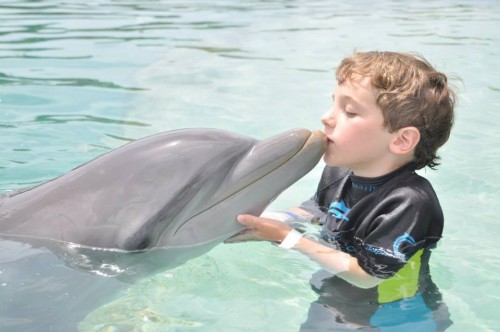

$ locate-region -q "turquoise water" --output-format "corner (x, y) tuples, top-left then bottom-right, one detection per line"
(1, 0), (499, 331)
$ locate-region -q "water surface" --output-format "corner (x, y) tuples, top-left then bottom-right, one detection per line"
(1, 1), (499, 331)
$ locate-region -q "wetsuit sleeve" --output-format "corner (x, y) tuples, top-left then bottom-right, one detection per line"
(354, 186), (444, 279)
(298, 166), (350, 223)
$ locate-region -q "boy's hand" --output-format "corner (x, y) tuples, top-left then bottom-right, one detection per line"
(225, 214), (293, 243)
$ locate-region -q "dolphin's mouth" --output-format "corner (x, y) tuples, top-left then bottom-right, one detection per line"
(168, 129), (326, 246)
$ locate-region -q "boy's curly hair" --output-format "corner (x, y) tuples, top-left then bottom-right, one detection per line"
(336, 51), (456, 169)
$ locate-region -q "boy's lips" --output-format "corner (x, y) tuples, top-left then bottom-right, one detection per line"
(322, 130), (333, 144)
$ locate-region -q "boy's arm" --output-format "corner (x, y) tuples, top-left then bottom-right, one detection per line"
(226, 207), (317, 243)
(235, 213), (383, 289)
(260, 207), (319, 224)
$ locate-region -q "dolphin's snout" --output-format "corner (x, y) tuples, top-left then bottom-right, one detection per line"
(227, 128), (325, 196)
(231, 129), (312, 181)
(170, 128), (327, 247)
(303, 130), (327, 151)
(277, 129), (326, 154)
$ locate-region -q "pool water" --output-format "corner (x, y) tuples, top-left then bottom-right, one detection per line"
(1, 0), (499, 331)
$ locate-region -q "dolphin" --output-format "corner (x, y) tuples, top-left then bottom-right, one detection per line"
(0, 128), (325, 331)
(0, 128), (325, 253)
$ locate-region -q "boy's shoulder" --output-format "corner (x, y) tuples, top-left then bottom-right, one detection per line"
(374, 168), (442, 216)
(319, 165), (439, 202)
(382, 169), (438, 199)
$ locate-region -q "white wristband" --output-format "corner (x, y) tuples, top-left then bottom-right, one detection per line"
(279, 229), (304, 249)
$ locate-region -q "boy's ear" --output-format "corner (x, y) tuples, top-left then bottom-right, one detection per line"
(389, 127), (420, 155)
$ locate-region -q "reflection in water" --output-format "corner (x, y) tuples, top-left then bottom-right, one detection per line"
(0, 72), (145, 90)
(0, 235), (220, 331)
(32, 114), (150, 127)
(300, 251), (452, 331)
(0, 238), (125, 331)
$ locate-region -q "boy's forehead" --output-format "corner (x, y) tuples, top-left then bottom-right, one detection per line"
(334, 75), (376, 98)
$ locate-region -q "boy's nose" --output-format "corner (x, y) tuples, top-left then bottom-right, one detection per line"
(321, 108), (335, 127)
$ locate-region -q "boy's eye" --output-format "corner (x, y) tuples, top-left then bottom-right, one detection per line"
(343, 108), (357, 118)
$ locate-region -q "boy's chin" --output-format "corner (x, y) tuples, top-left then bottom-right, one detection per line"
(323, 156), (354, 170)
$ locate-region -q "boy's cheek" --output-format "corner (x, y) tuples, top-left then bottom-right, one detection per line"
(323, 151), (336, 166)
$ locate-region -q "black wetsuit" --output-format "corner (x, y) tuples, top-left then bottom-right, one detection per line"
(299, 163), (452, 331)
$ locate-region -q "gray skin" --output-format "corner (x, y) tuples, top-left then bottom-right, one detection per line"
(0, 128), (325, 252)
(0, 128), (328, 280)
(0, 128), (325, 331)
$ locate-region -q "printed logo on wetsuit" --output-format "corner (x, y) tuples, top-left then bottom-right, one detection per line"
(328, 200), (350, 221)
(364, 233), (417, 262)
(393, 232), (416, 261)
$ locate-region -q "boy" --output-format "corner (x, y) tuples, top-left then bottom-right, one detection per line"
(230, 51), (456, 330)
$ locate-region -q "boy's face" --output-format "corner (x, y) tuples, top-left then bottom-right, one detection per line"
(321, 76), (395, 177)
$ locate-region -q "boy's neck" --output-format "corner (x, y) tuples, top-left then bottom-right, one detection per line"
(350, 158), (414, 178)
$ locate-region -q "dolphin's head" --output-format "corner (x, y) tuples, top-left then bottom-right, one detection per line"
(0, 128), (325, 253)
(120, 128), (326, 250)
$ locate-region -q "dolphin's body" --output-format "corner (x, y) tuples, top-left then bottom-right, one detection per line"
(0, 128), (325, 331)
(0, 128), (325, 252)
